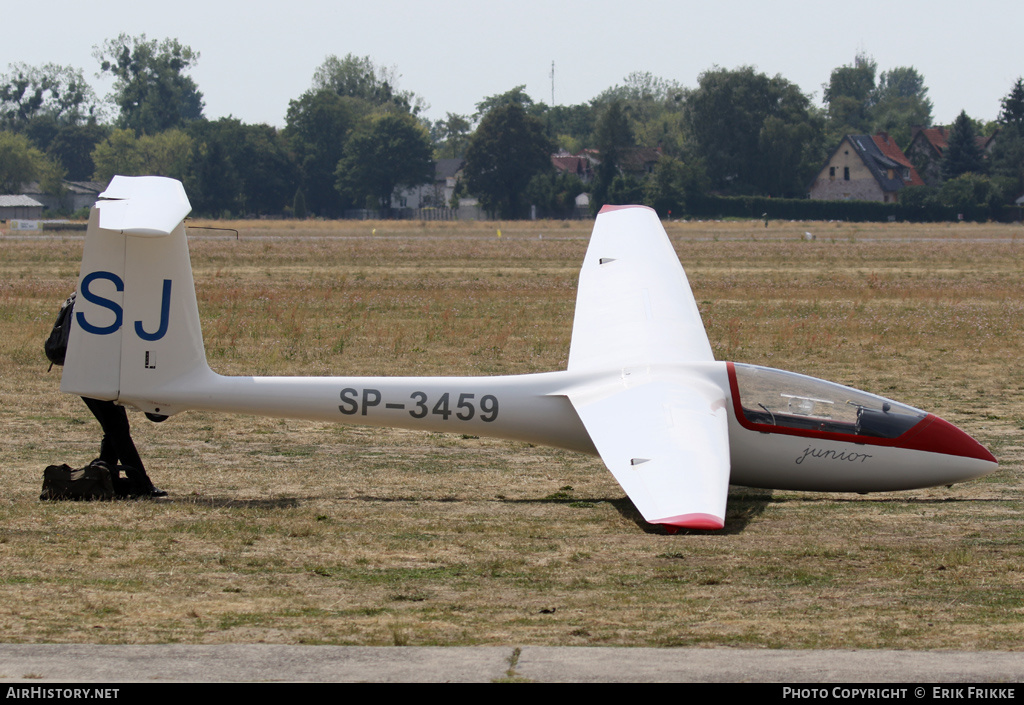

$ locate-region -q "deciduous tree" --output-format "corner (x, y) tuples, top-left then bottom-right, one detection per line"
(47, 123), (109, 180)
(0, 129), (66, 198)
(823, 53), (877, 136)
(91, 128), (194, 182)
(187, 118), (297, 216)
(431, 112), (472, 159)
(463, 104), (553, 219)
(312, 54), (426, 115)
(335, 112), (434, 212)
(824, 56), (934, 147)
(0, 63), (102, 131)
(591, 72), (687, 156)
(94, 34), (204, 134)
(590, 100), (635, 209)
(687, 66), (823, 196)
(0, 130), (50, 192)
(938, 172), (999, 210)
(284, 90), (369, 216)
(545, 103), (596, 153)
(524, 171), (586, 219)
(870, 67), (933, 147)
(473, 85), (539, 123)
(643, 155), (709, 217)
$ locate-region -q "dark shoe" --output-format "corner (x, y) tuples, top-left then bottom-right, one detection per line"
(149, 487), (168, 498)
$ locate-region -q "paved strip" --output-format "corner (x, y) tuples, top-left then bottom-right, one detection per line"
(1, 645), (1022, 683)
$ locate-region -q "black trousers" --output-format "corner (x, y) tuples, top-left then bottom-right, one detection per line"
(81, 397), (154, 490)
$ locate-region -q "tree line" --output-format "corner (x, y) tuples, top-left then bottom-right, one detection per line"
(1, 37), (1021, 219)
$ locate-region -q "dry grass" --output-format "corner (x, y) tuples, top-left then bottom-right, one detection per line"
(1, 218), (1023, 648)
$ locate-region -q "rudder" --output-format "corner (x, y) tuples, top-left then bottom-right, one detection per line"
(61, 176), (213, 417)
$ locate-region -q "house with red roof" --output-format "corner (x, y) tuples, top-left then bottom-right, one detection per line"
(905, 126), (996, 186)
(551, 152), (594, 183)
(809, 133), (924, 203)
(551, 147), (662, 184)
(905, 127), (949, 186)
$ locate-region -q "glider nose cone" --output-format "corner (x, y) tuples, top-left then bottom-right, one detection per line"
(656, 513), (725, 532)
(910, 415), (997, 463)
(902, 414), (998, 483)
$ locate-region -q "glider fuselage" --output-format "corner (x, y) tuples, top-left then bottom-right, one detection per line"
(141, 360), (995, 493)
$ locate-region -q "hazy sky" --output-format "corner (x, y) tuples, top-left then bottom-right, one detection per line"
(4, 0), (1020, 130)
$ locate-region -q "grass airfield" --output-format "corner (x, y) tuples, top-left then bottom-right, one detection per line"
(1, 217), (1022, 648)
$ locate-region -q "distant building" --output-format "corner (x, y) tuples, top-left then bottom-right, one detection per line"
(0, 195), (44, 220)
(393, 158), (464, 209)
(618, 147), (662, 178)
(809, 133), (924, 203)
(433, 158), (464, 206)
(19, 180), (105, 213)
(905, 127), (949, 186)
(551, 152), (594, 183)
(550, 147), (658, 216)
(556, 147), (662, 181)
(905, 126), (996, 186)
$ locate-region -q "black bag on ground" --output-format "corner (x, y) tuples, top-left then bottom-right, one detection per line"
(44, 293), (76, 370)
(40, 461), (114, 501)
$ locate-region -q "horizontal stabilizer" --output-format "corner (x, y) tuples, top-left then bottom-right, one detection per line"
(96, 175), (191, 236)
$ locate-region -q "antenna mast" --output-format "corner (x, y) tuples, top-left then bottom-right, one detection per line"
(550, 60), (555, 105)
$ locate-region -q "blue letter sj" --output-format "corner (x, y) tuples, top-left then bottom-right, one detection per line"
(76, 271), (124, 335)
(135, 280), (172, 341)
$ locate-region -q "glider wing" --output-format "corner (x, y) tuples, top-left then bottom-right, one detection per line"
(565, 205), (729, 530)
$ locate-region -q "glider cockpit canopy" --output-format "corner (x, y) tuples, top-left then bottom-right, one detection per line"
(729, 362), (927, 440)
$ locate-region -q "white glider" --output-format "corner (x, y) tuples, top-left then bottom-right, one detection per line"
(61, 176), (997, 531)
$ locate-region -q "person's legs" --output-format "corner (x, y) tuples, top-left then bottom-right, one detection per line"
(82, 397), (163, 495)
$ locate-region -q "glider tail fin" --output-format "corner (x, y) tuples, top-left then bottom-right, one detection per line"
(61, 176), (212, 417)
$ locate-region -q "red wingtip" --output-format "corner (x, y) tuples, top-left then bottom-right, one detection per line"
(655, 513), (725, 531)
(597, 204), (657, 215)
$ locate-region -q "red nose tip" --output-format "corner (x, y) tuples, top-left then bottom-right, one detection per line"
(899, 414), (996, 463)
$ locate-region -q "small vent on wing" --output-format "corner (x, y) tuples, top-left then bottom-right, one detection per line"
(599, 257), (616, 265)
(630, 458), (650, 466)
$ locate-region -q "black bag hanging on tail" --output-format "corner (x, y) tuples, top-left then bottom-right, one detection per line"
(44, 293), (76, 370)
